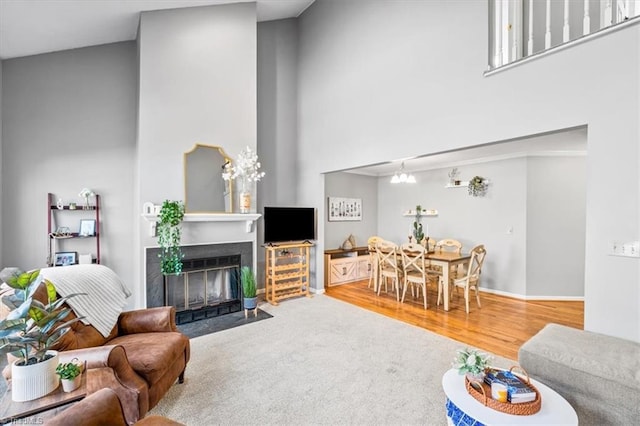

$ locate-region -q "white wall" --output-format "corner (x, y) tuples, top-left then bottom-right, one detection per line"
(136, 4), (258, 307)
(297, 0), (639, 340)
(1, 42), (137, 291)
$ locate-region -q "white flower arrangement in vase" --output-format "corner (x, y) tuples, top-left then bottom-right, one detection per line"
(221, 146), (265, 213)
(78, 188), (95, 210)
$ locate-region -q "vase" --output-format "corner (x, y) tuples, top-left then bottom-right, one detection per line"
(465, 371), (486, 384)
(61, 375), (82, 392)
(239, 178), (251, 213)
(11, 350), (60, 402)
(83, 196), (90, 210)
(244, 296), (258, 310)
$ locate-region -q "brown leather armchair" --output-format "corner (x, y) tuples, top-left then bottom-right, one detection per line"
(45, 387), (184, 426)
(35, 284), (190, 425)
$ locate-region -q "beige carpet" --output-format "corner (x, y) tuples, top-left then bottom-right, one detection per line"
(149, 294), (514, 425)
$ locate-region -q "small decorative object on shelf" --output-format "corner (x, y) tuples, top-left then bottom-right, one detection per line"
(69, 202), (77, 210)
(468, 176), (488, 197)
(448, 168), (460, 186)
(56, 198), (64, 210)
(452, 347), (492, 382)
(222, 146), (265, 214)
(78, 188), (95, 210)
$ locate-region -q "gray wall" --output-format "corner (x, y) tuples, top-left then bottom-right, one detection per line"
(257, 19), (300, 285)
(330, 154), (585, 299)
(527, 156), (586, 297)
(136, 4), (257, 306)
(296, 0), (639, 341)
(324, 172), (378, 250)
(1, 42), (137, 289)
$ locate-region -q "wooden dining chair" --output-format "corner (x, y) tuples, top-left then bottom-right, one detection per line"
(435, 239), (462, 254)
(400, 243), (440, 309)
(375, 240), (402, 301)
(367, 236), (383, 291)
(448, 244), (487, 314)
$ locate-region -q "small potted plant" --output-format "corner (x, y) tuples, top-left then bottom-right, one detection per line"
(413, 205), (425, 244)
(56, 358), (83, 392)
(240, 266), (258, 310)
(452, 347), (492, 382)
(0, 268), (84, 401)
(468, 176), (488, 197)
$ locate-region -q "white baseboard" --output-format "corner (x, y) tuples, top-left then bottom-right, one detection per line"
(479, 287), (584, 301)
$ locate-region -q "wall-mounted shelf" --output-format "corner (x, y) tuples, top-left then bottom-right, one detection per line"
(403, 209), (438, 217)
(445, 181), (469, 188)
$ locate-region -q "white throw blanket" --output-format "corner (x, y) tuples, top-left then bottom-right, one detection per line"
(40, 264), (132, 338)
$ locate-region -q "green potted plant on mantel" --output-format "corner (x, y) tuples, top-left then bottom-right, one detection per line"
(468, 176), (488, 197)
(157, 200), (185, 276)
(0, 268), (84, 401)
(240, 266), (258, 310)
(56, 358), (83, 392)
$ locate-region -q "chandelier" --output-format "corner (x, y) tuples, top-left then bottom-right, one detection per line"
(390, 162), (416, 184)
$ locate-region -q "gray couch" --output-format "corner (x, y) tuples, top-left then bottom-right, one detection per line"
(518, 323), (640, 425)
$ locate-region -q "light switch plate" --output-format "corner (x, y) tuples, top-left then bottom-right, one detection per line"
(609, 241), (640, 258)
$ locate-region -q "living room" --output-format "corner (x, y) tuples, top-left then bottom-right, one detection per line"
(1, 0), (639, 423)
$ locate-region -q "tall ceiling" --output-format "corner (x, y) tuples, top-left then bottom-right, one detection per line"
(0, 0), (315, 59)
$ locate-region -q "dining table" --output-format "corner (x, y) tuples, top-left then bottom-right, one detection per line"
(426, 250), (471, 311)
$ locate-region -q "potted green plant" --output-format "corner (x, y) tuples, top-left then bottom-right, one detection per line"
(413, 205), (425, 244)
(56, 358), (83, 392)
(468, 176), (488, 197)
(0, 268), (84, 401)
(452, 347), (492, 382)
(240, 266), (258, 310)
(157, 200), (185, 275)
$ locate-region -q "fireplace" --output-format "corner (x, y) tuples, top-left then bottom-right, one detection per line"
(146, 242), (253, 324)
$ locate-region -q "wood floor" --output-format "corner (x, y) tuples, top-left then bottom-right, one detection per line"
(324, 280), (584, 361)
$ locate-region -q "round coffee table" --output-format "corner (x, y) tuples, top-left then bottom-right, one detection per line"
(442, 368), (577, 425)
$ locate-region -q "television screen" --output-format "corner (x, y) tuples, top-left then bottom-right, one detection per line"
(263, 207), (316, 244)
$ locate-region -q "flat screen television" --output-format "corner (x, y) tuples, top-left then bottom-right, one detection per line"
(263, 207), (316, 244)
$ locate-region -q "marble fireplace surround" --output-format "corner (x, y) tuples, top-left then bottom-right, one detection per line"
(145, 241), (253, 309)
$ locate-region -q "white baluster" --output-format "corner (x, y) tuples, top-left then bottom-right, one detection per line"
(602, 0), (613, 28)
(493, 0), (503, 67)
(563, 0), (570, 42)
(619, 0), (630, 21)
(583, 0), (591, 35)
(545, 0), (552, 49)
(511, 0), (523, 61)
(527, 0), (534, 55)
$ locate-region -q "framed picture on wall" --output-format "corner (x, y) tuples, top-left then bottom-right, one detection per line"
(328, 197), (362, 221)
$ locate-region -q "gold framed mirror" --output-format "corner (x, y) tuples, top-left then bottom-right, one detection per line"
(184, 144), (233, 213)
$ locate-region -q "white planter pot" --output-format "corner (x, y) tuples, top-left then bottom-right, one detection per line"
(61, 375), (82, 392)
(11, 350), (60, 401)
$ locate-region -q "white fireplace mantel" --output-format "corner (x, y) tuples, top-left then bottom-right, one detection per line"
(142, 213), (261, 233)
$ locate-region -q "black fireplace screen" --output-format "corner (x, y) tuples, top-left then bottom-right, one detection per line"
(164, 254), (241, 324)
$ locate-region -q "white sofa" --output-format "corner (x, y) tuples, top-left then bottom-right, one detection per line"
(518, 323), (640, 425)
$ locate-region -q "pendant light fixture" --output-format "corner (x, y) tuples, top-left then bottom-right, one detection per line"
(390, 162), (416, 184)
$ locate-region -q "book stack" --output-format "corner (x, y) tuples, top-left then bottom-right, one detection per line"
(484, 369), (537, 403)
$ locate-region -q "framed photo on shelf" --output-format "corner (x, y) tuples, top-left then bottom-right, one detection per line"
(79, 219), (96, 237)
(328, 197), (362, 222)
(55, 251), (77, 267)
